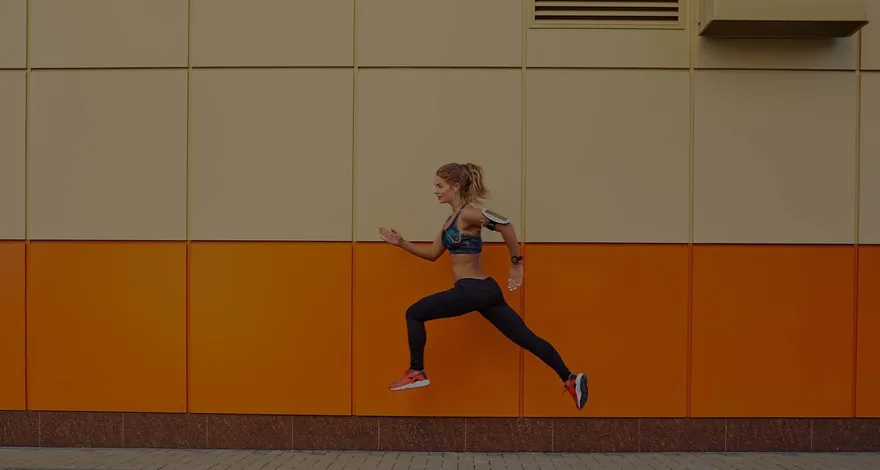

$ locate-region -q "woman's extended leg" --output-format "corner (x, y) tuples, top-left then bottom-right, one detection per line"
(389, 282), (487, 391)
(479, 302), (589, 410)
(479, 303), (570, 380)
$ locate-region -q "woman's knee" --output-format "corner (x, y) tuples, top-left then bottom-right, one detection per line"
(406, 301), (426, 322)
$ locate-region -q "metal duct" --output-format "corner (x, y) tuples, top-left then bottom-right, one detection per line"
(699, 0), (869, 38)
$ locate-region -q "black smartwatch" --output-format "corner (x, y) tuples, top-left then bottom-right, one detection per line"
(511, 255), (523, 264)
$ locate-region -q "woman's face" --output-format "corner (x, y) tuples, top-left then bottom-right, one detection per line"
(433, 175), (456, 204)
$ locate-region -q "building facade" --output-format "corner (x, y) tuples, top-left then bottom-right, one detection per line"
(0, 0), (878, 452)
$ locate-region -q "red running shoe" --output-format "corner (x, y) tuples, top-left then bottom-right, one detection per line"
(563, 373), (588, 410)
(389, 369), (430, 391)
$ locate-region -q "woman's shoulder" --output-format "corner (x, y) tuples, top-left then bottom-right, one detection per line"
(459, 204), (486, 225)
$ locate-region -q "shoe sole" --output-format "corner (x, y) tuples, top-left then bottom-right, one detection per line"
(390, 379), (431, 391)
(575, 373), (588, 409)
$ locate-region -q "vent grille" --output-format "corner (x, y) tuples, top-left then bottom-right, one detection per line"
(532, 0), (683, 28)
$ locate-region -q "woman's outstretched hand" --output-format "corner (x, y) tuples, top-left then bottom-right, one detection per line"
(508, 264), (524, 291)
(378, 227), (403, 246)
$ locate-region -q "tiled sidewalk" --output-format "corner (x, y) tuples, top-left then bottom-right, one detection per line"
(0, 448), (878, 470)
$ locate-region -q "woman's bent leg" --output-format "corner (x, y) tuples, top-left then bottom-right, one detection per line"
(405, 285), (480, 370)
(390, 283), (485, 391)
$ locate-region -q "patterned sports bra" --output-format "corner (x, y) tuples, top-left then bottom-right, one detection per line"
(442, 209), (482, 254)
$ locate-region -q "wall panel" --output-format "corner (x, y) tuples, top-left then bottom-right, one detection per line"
(26, 242), (186, 412)
(353, 243), (521, 416)
(691, 245), (854, 417)
(0, 71), (25, 240)
(861, 72), (880, 244)
(0, 242), (25, 410)
(527, 29), (690, 69)
(0, 0), (27, 69)
(525, 69), (690, 243)
(522, 244), (689, 417)
(695, 38), (858, 71)
(29, 0), (188, 68)
(356, 69), (521, 242)
(694, 70), (857, 244)
(357, 0), (521, 67)
(189, 69), (353, 241)
(862, 0), (880, 70)
(28, 70), (187, 241)
(189, 242), (351, 415)
(857, 246), (880, 417)
(191, 0), (353, 67)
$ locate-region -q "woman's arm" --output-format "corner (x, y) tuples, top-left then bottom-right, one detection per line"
(399, 231), (446, 262)
(379, 226), (446, 261)
(462, 207), (521, 259)
(462, 206), (524, 290)
(494, 222), (522, 259)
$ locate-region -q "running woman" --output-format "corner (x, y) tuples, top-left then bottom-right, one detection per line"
(378, 162), (589, 411)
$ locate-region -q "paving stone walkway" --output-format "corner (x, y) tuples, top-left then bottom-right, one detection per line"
(0, 448), (878, 470)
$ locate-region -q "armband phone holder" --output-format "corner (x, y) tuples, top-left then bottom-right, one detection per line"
(481, 208), (509, 231)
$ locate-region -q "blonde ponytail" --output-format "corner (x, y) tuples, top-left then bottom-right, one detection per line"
(462, 163), (488, 201)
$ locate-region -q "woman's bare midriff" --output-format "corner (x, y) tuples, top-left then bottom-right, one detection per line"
(450, 253), (489, 280)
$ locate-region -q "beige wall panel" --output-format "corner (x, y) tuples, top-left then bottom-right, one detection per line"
(861, 72), (880, 244)
(0, 0), (27, 68)
(191, 0), (353, 67)
(190, 69), (353, 241)
(0, 72), (25, 239)
(696, 38), (858, 71)
(357, 69), (521, 242)
(28, 70), (187, 240)
(357, 0), (521, 67)
(525, 70), (690, 243)
(527, 29), (690, 69)
(863, 0), (880, 70)
(694, 70), (857, 244)
(29, 0), (188, 68)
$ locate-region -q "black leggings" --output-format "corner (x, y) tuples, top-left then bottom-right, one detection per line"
(405, 276), (572, 382)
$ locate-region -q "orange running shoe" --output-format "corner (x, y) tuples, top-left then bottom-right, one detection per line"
(563, 373), (588, 410)
(389, 369), (430, 391)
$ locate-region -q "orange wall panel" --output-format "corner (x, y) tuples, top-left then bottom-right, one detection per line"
(857, 246), (880, 417)
(353, 243), (521, 416)
(0, 242), (26, 410)
(26, 242), (186, 412)
(188, 242), (351, 415)
(691, 245), (854, 417)
(522, 244), (689, 417)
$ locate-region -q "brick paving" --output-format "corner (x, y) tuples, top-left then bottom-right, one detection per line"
(0, 448), (878, 470)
